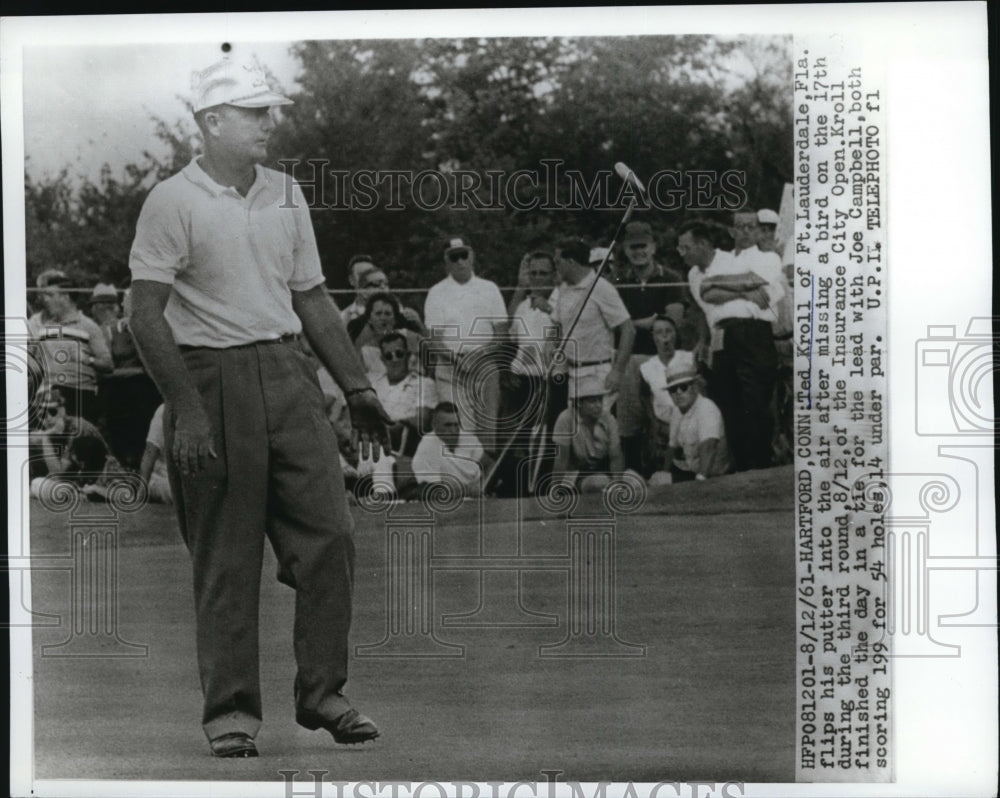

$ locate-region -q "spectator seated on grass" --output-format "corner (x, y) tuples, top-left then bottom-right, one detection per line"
(550, 374), (640, 495)
(29, 389), (116, 501)
(648, 351), (731, 486)
(409, 401), (494, 500)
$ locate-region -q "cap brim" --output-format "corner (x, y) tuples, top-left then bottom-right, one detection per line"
(445, 246), (471, 255)
(228, 93), (294, 109)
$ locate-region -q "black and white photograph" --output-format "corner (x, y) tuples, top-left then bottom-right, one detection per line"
(3, 6), (995, 798)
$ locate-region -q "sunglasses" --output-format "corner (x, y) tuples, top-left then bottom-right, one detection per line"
(365, 278), (389, 288)
(45, 405), (62, 415)
(381, 349), (408, 361)
(666, 382), (693, 395)
(448, 251), (470, 263)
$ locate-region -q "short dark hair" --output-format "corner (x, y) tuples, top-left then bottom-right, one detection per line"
(526, 251), (555, 268)
(433, 401), (458, 418)
(348, 253), (376, 270)
(43, 276), (79, 305)
(555, 237), (590, 267)
(651, 313), (678, 331)
(378, 331), (407, 351)
(677, 221), (716, 246)
(361, 291), (402, 326)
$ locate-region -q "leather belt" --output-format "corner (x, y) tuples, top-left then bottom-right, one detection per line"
(179, 332), (300, 352)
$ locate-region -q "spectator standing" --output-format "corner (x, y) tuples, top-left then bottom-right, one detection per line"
(339, 254), (379, 324)
(550, 237), (634, 412)
(28, 275), (113, 423)
(613, 221), (690, 471)
(423, 236), (508, 453)
(679, 218), (783, 471)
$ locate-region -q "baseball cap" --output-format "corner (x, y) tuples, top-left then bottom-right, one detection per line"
(444, 236), (472, 256)
(88, 283), (119, 305)
(191, 57), (293, 113)
(664, 351), (698, 389)
(36, 269), (67, 288)
(757, 208), (780, 226)
(589, 246), (613, 266)
(623, 221), (653, 246)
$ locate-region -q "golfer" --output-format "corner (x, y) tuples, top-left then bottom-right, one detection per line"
(129, 56), (389, 758)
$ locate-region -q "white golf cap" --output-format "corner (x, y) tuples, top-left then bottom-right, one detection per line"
(191, 57), (293, 113)
(664, 350), (699, 389)
(589, 246), (612, 265)
(757, 208), (780, 225)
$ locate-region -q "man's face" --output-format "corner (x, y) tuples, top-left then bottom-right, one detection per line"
(40, 286), (71, 318)
(652, 319), (677, 362)
(553, 251), (575, 282)
(730, 212), (760, 251)
(350, 261), (377, 290)
(757, 224), (777, 252)
(369, 299), (396, 335)
(90, 301), (119, 325)
(576, 395), (604, 423)
(41, 398), (66, 431)
(445, 249), (475, 283)
(434, 411), (462, 447)
(380, 338), (409, 381)
(359, 270), (389, 304)
(667, 380), (697, 412)
(625, 238), (655, 269)
(676, 232), (710, 270)
(527, 256), (554, 289)
(211, 105), (276, 162)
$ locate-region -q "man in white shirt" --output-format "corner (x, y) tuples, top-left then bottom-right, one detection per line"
(678, 218), (780, 472)
(550, 237), (634, 411)
(638, 314), (682, 475)
(412, 402), (494, 498)
(371, 332), (437, 456)
(423, 236), (508, 453)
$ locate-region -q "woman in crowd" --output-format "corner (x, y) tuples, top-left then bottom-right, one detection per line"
(347, 289), (425, 379)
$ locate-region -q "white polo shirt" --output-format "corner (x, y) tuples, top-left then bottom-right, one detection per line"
(423, 275), (507, 353)
(551, 271), (630, 364)
(412, 431), (484, 487)
(129, 158), (325, 347)
(688, 247), (785, 328)
(372, 371), (438, 423)
(670, 394), (730, 475)
(510, 292), (560, 377)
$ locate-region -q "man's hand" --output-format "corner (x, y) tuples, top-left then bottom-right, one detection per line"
(346, 389), (393, 462)
(172, 407), (218, 476)
(604, 367), (622, 393)
(399, 306), (423, 328)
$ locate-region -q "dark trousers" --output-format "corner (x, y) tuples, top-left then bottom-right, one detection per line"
(164, 340), (355, 741)
(710, 319), (777, 472)
(496, 372), (566, 496)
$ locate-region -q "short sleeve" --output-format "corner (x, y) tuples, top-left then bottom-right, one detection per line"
(423, 285), (442, 329)
(701, 398), (726, 440)
(129, 183), (188, 285)
(418, 377), (438, 409)
(487, 282), (507, 320)
(287, 181), (326, 292)
(594, 279), (631, 329)
(551, 408), (574, 441)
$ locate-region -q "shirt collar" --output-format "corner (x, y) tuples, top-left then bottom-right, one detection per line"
(183, 157), (267, 199)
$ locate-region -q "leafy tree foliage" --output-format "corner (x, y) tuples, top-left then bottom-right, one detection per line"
(24, 35), (791, 299)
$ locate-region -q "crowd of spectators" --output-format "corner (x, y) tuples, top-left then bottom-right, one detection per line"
(27, 205), (793, 506)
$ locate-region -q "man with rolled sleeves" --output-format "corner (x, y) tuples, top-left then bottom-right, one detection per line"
(129, 56), (389, 758)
